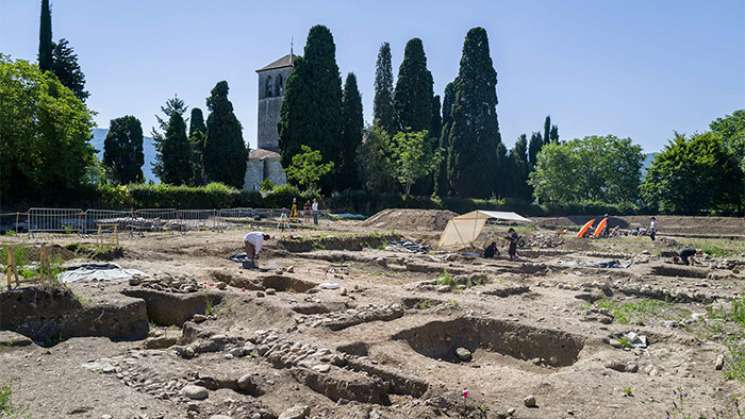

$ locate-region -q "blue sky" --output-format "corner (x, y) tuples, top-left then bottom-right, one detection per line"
(1, 1), (743, 153)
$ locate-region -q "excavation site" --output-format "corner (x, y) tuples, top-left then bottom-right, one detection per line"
(1, 210), (744, 418)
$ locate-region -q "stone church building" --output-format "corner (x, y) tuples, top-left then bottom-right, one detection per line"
(243, 53), (296, 191)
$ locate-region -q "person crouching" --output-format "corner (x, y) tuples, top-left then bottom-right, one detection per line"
(244, 232), (271, 268)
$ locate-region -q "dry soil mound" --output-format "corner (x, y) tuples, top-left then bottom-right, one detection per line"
(362, 209), (458, 232)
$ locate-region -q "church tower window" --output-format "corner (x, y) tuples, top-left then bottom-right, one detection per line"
(265, 76), (273, 98)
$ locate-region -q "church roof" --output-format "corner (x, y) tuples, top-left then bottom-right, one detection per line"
(256, 53), (297, 72)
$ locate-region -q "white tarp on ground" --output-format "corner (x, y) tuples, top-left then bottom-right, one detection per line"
(57, 263), (148, 283)
(437, 210), (533, 249)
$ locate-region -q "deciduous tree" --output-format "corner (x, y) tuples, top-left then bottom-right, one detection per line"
(642, 132), (742, 214)
(388, 131), (441, 196)
(0, 57), (95, 205)
(285, 145), (334, 191)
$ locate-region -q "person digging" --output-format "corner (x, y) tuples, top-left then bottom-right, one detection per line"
(673, 248), (702, 266)
(244, 232), (271, 269)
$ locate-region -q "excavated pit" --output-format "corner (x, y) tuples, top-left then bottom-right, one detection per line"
(650, 265), (710, 278)
(277, 234), (400, 253)
(260, 275), (317, 293)
(393, 317), (585, 367)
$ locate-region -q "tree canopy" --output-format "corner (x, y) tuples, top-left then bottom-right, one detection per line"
(393, 38), (433, 133)
(285, 145), (335, 192)
(278, 25), (342, 190)
(188, 107), (207, 185)
(38, 0), (53, 72)
(339, 72), (364, 190)
(103, 115), (144, 185)
(388, 130), (441, 196)
(373, 42), (395, 135)
(153, 97), (193, 185)
(0, 56), (95, 206)
(447, 27), (501, 198)
(204, 81), (247, 188)
(642, 132), (742, 214)
(529, 135), (644, 204)
(51, 39), (88, 102)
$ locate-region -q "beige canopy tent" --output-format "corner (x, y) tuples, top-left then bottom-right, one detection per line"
(437, 210), (533, 250)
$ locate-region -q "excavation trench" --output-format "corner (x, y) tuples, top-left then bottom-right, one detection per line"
(393, 317), (585, 367)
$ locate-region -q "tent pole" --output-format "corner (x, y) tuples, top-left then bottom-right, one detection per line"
(453, 222), (468, 252)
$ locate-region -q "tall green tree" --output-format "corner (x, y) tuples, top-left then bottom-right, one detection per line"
(38, 0), (53, 72)
(278, 25), (342, 191)
(204, 81), (247, 188)
(373, 42), (395, 135)
(549, 124), (559, 143)
(434, 82), (455, 196)
(393, 38), (433, 133)
(0, 57), (95, 205)
(153, 97), (193, 185)
(357, 125), (396, 193)
(508, 134), (531, 200)
(529, 135), (644, 204)
(528, 132), (543, 168)
(285, 145), (335, 191)
(189, 108), (207, 185)
(447, 27), (501, 198)
(430, 95), (442, 144)
(51, 39), (89, 102)
(642, 132), (742, 214)
(340, 72), (364, 190)
(103, 116), (144, 185)
(388, 130), (441, 196)
(543, 116), (551, 146)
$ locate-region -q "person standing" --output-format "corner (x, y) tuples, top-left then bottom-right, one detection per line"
(303, 200), (312, 224)
(507, 228), (519, 261)
(648, 217), (658, 241)
(311, 199), (319, 225)
(244, 232), (270, 268)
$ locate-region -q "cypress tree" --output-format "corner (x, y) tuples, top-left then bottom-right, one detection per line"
(393, 38), (433, 133)
(153, 97), (193, 185)
(550, 124), (559, 143)
(447, 28), (501, 198)
(544, 115), (551, 146)
(204, 81), (247, 188)
(278, 25), (343, 189)
(373, 42), (395, 135)
(528, 131), (543, 168)
(38, 0), (53, 72)
(189, 108), (207, 185)
(508, 135), (531, 200)
(51, 39), (89, 102)
(434, 82), (455, 196)
(103, 116), (144, 185)
(430, 95), (442, 141)
(339, 72), (364, 190)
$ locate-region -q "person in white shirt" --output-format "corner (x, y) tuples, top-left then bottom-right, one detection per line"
(311, 199), (319, 225)
(648, 217), (658, 241)
(244, 232), (270, 268)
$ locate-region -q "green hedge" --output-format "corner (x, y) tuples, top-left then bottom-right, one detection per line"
(89, 183), (647, 217)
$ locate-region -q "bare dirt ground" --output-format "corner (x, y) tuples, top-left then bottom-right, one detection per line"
(1, 210), (745, 419)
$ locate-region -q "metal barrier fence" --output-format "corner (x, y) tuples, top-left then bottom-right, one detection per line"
(83, 209), (133, 235)
(28, 208), (84, 236)
(12, 207), (331, 236)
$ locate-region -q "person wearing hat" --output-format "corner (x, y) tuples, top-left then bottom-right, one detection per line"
(648, 217), (658, 241)
(244, 232), (271, 268)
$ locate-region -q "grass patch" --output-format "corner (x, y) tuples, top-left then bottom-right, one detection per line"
(436, 269), (453, 286)
(416, 300), (432, 310)
(587, 298), (671, 325)
(0, 379), (29, 418)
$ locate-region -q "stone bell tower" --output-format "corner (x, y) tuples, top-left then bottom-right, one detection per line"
(256, 53), (295, 151)
(243, 53), (296, 191)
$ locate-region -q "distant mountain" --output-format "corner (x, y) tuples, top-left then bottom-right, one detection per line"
(90, 128), (158, 183)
